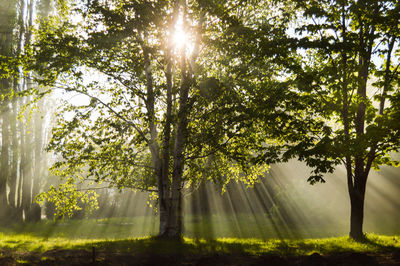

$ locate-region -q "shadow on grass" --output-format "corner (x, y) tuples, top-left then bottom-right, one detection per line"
(360, 234), (400, 252)
(0, 221), (399, 257)
(60, 234), (400, 257)
(0, 236), (398, 266)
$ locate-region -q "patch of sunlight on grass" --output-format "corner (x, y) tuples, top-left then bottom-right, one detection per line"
(184, 234), (400, 256)
(0, 230), (398, 256)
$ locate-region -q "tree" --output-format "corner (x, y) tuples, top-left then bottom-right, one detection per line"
(248, 0), (400, 241)
(32, 0), (266, 238)
(0, 0), (54, 224)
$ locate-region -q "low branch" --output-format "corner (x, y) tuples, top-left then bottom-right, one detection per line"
(53, 84), (149, 143)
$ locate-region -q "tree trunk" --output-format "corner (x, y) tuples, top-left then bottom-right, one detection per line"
(29, 117), (43, 222)
(158, 187), (183, 239)
(0, 103), (11, 223)
(141, 3), (190, 238)
(27, 99), (45, 223)
(159, 48), (173, 238)
(0, 0), (15, 225)
(9, 99), (23, 223)
(21, 131), (33, 221)
(349, 192), (365, 240)
(348, 169), (367, 241)
(158, 192), (170, 237)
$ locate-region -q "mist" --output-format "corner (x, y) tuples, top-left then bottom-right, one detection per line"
(6, 157), (397, 240)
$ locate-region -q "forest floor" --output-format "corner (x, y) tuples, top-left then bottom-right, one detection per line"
(0, 248), (400, 265)
(0, 234), (399, 265)
(0, 219), (399, 265)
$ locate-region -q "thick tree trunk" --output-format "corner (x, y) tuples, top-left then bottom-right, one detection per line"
(158, 193), (170, 237)
(349, 191), (365, 240)
(170, 189), (183, 238)
(158, 187), (183, 239)
(348, 168), (367, 241)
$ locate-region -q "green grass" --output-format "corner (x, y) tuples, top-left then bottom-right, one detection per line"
(5, 215), (354, 240)
(0, 217), (398, 256)
(0, 231), (398, 256)
(9, 217), (159, 239)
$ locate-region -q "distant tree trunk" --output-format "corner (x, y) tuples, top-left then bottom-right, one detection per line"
(7, 0), (27, 223)
(21, 117), (32, 221)
(29, 108), (43, 222)
(17, 96), (25, 216)
(9, 99), (23, 223)
(0, 100), (11, 223)
(0, 0), (16, 224)
(22, 0), (40, 223)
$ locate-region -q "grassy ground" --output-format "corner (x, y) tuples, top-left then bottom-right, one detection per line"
(7, 215), (355, 239)
(0, 233), (399, 265)
(0, 231), (399, 255)
(0, 217), (399, 265)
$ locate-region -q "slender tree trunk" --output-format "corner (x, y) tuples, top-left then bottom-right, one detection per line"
(16, 95), (24, 214)
(0, 102), (10, 223)
(0, 0), (16, 224)
(21, 123), (33, 221)
(9, 99), (23, 223)
(140, 38), (172, 237)
(22, 0), (38, 223)
(30, 107), (43, 222)
(7, 0), (26, 223)
(159, 57), (173, 238)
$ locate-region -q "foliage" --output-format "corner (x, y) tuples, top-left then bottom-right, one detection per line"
(36, 178), (99, 219)
(28, 0), (270, 221)
(247, 0), (400, 182)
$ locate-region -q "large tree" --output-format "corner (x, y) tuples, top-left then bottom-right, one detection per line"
(32, 0), (266, 238)
(247, 0), (400, 241)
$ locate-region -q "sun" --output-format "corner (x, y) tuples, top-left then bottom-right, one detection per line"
(173, 27), (188, 50)
(170, 15), (193, 54)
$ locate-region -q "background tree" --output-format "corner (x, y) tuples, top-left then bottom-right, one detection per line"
(0, 0), (54, 224)
(245, 0), (400, 241)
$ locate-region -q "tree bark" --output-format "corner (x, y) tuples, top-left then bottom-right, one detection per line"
(140, 1), (192, 239)
(21, 116), (33, 221)
(346, 8), (374, 241)
(0, 102), (11, 223)
(140, 38), (172, 238)
(30, 107), (43, 222)
(348, 170), (367, 241)
(9, 99), (23, 223)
